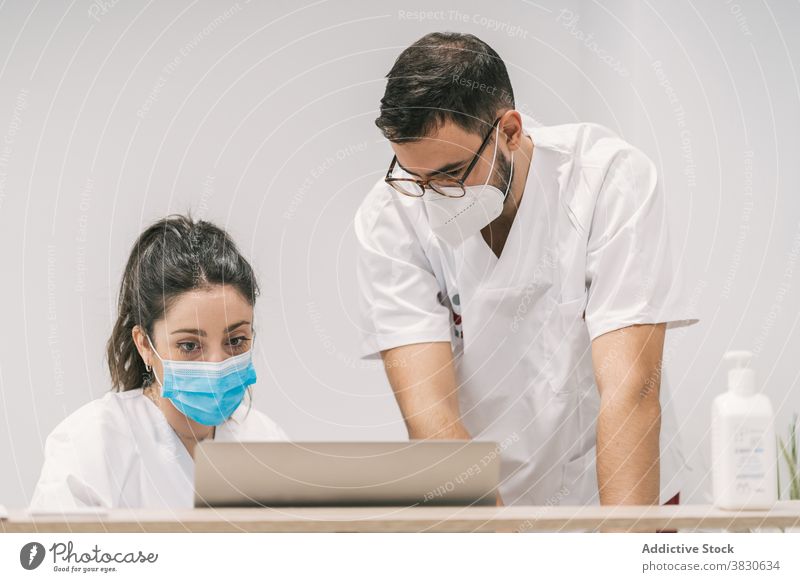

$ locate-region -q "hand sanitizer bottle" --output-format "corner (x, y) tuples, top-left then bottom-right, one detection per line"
(712, 350), (777, 509)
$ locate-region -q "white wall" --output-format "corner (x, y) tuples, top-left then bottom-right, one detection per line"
(0, 0), (797, 509)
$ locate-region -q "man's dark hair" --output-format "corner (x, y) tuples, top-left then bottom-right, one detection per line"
(375, 32), (515, 142)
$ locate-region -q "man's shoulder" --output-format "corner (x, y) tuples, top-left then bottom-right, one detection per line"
(355, 178), (395, 232)
(532, 121), (645, 167)
(536, 122), (657, 194)
(354, 177), (429, 242)
(533, 122), (656, 236)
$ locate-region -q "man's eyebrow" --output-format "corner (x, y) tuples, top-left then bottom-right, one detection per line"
(396, 158), (470, 178)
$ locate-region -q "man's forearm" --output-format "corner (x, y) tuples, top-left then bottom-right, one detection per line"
(407, 414), (472, 440)
(402, 396), (472, 440)
(380, 342), (470, 440)
(380, 341), (503, 506)
(597, 392), (661, 505)
(591, 323), (667, 506)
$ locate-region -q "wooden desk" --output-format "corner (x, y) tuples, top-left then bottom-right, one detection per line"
(3, 502), (800, 533)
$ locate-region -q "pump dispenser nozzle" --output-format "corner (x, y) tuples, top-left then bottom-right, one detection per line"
(723, 350), (756, 396)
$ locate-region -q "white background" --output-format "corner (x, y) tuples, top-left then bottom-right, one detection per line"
(0, 0), (798, 509)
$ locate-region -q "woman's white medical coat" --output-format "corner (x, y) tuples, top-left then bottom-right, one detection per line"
(30, 388), (287, 510)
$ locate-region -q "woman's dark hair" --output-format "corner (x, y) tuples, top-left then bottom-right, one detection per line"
(375, 32), (515, 142)
(107, 214), (260, 392)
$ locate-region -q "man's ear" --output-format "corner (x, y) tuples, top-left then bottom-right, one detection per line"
(499, 110), (524, 152)
(131, 325), (153, 368)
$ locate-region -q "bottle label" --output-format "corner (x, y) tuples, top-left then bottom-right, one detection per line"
(732, 421), (768, 495)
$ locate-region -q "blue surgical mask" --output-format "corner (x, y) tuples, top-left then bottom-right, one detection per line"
(147, 336), (257, 426)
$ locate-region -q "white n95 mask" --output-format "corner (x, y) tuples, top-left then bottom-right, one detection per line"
(423, 124), (514, 248)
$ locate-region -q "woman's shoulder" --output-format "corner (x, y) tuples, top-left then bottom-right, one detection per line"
(31, 390), (149, 510)
(47, 389), (147, 443)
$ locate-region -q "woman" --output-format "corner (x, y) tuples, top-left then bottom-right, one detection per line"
(30, 215), (288, 510)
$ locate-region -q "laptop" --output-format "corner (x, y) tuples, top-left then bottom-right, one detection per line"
(194, 440), (500, 507)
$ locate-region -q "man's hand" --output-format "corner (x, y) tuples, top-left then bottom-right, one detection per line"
(380, 341), (470, 440)
(591, 323), (666, 507)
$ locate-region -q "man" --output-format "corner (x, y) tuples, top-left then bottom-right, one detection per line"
(354, 32), (698, 507)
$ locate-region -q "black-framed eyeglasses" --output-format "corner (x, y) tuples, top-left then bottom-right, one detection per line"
(384, 117), (501, 198)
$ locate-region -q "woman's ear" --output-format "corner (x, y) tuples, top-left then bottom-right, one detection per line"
(131, 325), (152, 368)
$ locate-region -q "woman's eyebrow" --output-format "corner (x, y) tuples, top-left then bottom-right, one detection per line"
(169, 321), (250, 336)
(171, 328), (206, 336)
(225, 320), (250, 333)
